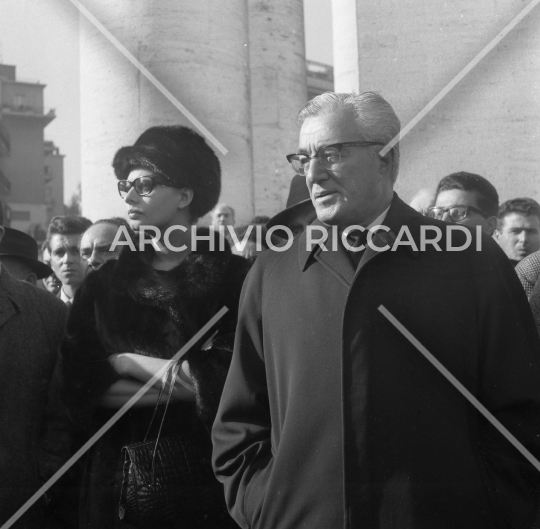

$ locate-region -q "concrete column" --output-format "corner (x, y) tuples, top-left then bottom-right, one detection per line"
(331, 0), (540, 203)
(247, 0), (308, 217)
(79, 0), (254, 222)
(332, 0), (359, 92)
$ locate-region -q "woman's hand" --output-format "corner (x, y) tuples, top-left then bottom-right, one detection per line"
(102, 379), (163, 408)
(106, 352), (195, 402)
(181, 359), (191, 379)
(108, 353), (132, 377)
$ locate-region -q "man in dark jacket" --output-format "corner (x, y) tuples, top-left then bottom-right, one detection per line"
(0, 201), (69, 528)
(212, 92), (540, 529)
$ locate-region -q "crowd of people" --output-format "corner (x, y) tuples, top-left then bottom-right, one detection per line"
(1, 91), (540, 529)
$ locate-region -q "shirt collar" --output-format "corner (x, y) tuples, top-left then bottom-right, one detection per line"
(298, 193), (423, 271)
(60, 288), (72, 305)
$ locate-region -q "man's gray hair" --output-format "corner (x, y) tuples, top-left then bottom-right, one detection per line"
(296, 91), (401, 181)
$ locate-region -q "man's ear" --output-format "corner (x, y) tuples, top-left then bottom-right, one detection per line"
(177, 188), (194, 210)
(378, 150), (394, 179)
(0, 226), (4, 245)
(24, 272), (37, 286)
(485, 216), (498, 237)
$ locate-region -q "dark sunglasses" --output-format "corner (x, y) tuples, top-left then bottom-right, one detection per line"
(427, 205), (487, 222)
(117, 175), (183, 198)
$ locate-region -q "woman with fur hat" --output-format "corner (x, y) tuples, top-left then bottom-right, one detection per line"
(58, 126), (250, 528)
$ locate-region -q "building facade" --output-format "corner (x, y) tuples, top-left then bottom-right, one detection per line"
(306, 60), (334, 101)
(332, 0), (540, 204)
(78, 1), (538, 220)
(78, 0), (308, 224)
(0, 64), (63, 239)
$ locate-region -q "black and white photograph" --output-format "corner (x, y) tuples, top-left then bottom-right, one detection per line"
(1, 0), (540, 528)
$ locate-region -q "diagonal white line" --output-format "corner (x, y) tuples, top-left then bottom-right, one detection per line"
(378, 305), (540, 473)
(380, 0), (540, 157)
(68, 0), (228, 155)
(1, 306), (228, 529)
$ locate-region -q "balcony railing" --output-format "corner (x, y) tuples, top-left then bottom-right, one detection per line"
(1, 104), (56, 120)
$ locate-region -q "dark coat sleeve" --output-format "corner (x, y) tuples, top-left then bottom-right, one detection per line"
(472, 235), (540, 521)
(185, 255), (252, 427)
(36, 294), (72, 482)
(211, 255), (276, 529)
(59, 270), (121, 431)
(530, 277), (540, 338)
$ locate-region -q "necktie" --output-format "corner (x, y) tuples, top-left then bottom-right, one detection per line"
(346, 231), (368, 268)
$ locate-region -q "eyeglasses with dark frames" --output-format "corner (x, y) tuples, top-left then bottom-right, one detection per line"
(426, 205), (488, 222)
(117, 175), (184, 198)
(285, 141), (384, 176)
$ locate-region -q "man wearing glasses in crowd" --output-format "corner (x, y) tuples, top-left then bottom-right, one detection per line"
(428, 171), (499, 236)
(212, 92), (540, 529)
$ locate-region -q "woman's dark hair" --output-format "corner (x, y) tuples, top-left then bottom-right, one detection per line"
(113, 126), (221, 220)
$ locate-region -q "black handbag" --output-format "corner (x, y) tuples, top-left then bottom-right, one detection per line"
(118, 363), (215, 527)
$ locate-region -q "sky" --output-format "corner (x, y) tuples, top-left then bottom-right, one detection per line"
(0, 0), (332, 204)
(0, 0), (80, 202)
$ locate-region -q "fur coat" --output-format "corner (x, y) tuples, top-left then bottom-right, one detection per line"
(59, 238), (250, 528)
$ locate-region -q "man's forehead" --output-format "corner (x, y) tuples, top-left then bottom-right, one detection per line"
(82, 224), (118, 245)
(435, 189), (479, 208)
(298, 109), (362, 149)
(502, 212), (540, 229)
(50, 233), (83, 248)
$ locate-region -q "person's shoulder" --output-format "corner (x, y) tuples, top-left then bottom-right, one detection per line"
(516, 250), (540, 277)
(243, 236), (300, 288)
(17, 279), (68, 319)
(227, 253), (254, 275)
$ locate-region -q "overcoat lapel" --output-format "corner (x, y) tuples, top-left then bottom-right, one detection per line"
(299, 195), (421, 283)
(356, 194), (421, 275)
(300, 220), (355, 286)
(315, 231), (355, 286)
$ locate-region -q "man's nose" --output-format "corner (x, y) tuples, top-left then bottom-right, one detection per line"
(88, 250), (102, 270)
(441, 211), (453, 223)
(305, 158), (328, 186)
(64, 251), (75, 264)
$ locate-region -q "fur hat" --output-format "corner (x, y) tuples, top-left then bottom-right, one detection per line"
(113, 126), (221, 219)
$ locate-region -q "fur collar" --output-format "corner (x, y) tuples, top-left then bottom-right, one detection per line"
(106, 232), (233, 313)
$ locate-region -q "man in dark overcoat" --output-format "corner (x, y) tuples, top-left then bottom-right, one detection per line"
(212, 92), (540, 529)
(0, 202), (69, 527)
